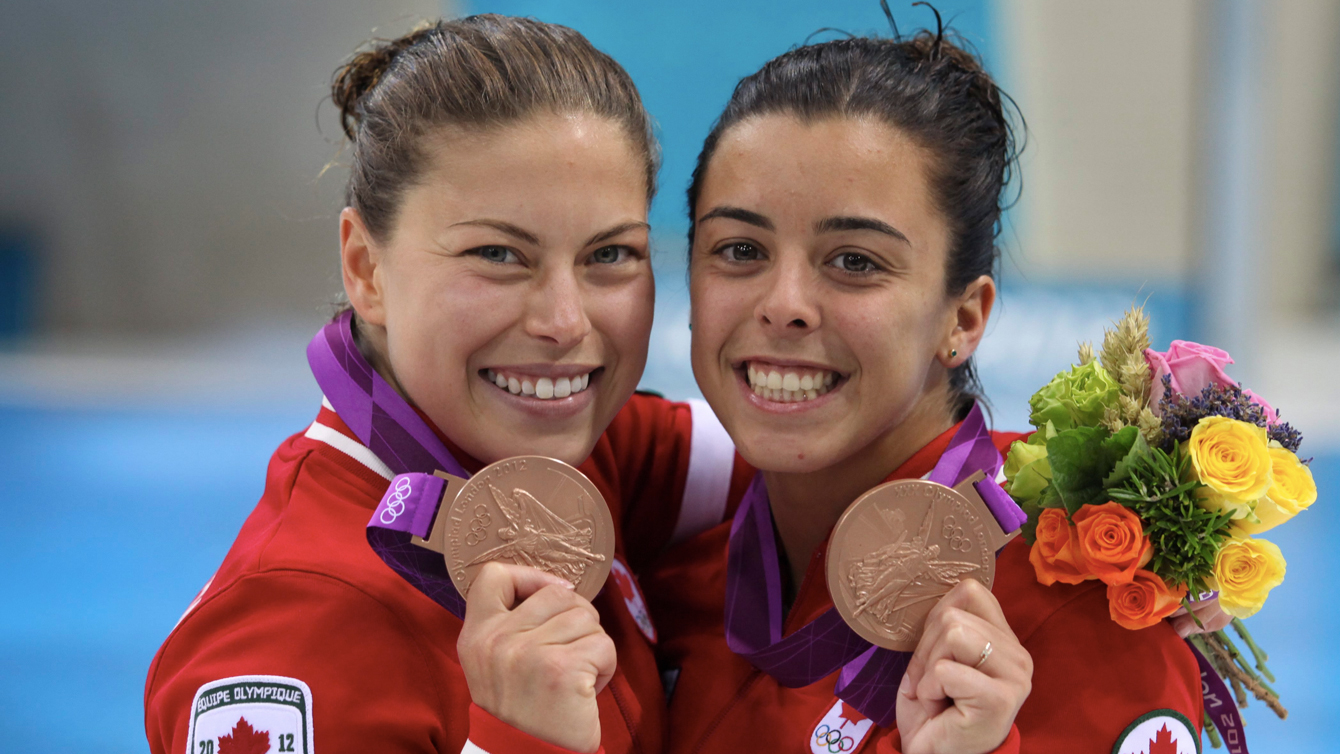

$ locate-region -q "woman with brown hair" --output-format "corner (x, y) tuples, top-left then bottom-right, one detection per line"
(645, 25), (1204, 754)
(143, 16), (746, 754)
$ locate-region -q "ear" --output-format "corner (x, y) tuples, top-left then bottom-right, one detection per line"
(938, 274), (995, 368)
(340, 207), (387, 326)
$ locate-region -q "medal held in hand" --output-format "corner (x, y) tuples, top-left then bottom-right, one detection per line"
(827, 470), (1017, 651)
(412, 456), (615, 601)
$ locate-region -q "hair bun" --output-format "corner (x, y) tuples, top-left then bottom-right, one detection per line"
(331, 22), (439, 141)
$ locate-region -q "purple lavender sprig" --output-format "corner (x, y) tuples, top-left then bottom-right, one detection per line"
(1157, 375), (1303, 454)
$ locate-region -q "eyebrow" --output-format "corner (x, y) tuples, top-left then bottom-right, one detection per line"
(451, 219), (540, 246)
(586, 221), (651, 246)
(697, 206), (775, 232)
(815, 216), (910, 244)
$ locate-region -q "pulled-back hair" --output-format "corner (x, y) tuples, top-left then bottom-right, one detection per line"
(686, 29), (1021, 411)
(332, 15), (658, 241)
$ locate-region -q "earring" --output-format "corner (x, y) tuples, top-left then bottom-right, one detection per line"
(949, 349), (958, 359)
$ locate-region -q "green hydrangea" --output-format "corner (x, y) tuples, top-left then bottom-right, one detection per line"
(1028, 361), (1120, 431)
(1003, 423), (1054, 510)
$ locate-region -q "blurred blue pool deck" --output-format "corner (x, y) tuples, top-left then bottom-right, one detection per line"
(2, 282), (1338, 753)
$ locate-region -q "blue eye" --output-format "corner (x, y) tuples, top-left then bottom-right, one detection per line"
(590, 246), (631, 264)
(828, 252), (879, 273)
(470, 246), (520, 264)
(718, 242), (762, 263)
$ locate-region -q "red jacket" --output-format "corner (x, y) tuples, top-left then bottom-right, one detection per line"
(144, 394), (742, 754)
(644, 424), (1204, 754)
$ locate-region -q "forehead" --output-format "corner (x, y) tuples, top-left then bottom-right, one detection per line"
(699, 114), (943, 231)
(415, 113), (648, 212)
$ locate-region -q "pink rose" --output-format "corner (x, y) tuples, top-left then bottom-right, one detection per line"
(1146, 340), (1236, 411)
(1145, 340), (1275, 423)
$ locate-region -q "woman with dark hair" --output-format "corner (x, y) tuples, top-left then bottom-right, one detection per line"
(143, 16), (748, 754)
(645, 28), (1204, 754)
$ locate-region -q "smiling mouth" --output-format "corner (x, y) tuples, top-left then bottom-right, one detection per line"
(742, 361), (844, 403)
(483, 368), (599, 400)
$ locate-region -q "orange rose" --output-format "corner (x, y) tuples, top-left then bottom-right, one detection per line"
(1029, 508), (1091, 585)
(1107, 569), (1188, 630)
(1072, 502), (1152, 585)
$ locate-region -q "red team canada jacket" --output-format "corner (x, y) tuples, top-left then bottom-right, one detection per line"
(645, 423), (1205, 754)
(144, 393), (744, 754)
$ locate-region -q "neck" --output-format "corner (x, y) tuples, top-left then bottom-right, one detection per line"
(764, 393), (958, 590)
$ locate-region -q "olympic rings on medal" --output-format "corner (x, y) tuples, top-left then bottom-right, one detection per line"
(812, 724), (855, 753)
(379, 475), (414, 524)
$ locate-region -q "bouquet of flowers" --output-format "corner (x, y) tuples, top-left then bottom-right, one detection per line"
(1003, 307), (1311, 735)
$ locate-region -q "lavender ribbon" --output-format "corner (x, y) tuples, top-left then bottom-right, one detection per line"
(307, 311), (470, 617)
(1189, 642), (1250, 753)
(724, 403), (1023, 726)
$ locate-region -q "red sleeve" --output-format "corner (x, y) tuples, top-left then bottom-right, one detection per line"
(876, 725), (1020, 754)
(145, 572), (461, 754)
(466, 704), (605, 754)
(1015, 586), (1203, 749)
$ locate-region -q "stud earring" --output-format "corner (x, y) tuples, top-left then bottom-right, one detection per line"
(949, 349), (958, 359)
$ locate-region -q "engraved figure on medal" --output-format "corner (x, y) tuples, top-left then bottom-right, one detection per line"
(429, 456), (615, 601)
(828, 479), (997, 651)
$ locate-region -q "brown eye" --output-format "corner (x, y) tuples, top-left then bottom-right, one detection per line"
(719, 242), (762, 263)
(828, 251), (878, 273)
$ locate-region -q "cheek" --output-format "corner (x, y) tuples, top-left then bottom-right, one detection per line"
(387, 271), (523, 382)
(595, 275), (655, 363)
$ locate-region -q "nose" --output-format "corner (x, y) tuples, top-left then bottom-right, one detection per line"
(525, 267), (592, 348)
(755, 255), (820, 336)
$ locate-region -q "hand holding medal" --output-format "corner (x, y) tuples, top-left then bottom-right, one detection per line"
(827, 471), (1031, 754)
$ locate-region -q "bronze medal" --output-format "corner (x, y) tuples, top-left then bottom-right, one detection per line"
(827, 471), (1016, 651)
(412, 456), (614, 601)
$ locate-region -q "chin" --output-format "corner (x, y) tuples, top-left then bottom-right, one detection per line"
(733, 430), (841, 475)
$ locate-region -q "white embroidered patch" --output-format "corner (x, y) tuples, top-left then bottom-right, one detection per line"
(810, 698), (875, 754)
(187, 675), (313, 754)
(1112, 710), (1199, 754)
(610, 557), (657, 643)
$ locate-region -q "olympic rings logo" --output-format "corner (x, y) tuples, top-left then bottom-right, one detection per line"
(813, 725), (855, 753)
(379, 475), (413, 524)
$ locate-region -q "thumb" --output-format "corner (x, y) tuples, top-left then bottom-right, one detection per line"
(466, 562), (574, 617)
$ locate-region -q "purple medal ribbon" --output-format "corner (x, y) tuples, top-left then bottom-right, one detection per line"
(724, 403), (1025, 726)
(307, 310), (470, 617)
(1189, 642), (1250, 753)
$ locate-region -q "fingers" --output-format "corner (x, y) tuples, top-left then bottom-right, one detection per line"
(570, 631), (618, 696)
(466, 562), (574, 618)
(936, 578), (1009, 632)
(1171, 600), (1233, 637)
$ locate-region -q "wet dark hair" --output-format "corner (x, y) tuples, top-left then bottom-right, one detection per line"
(686, 20), (1021, 412)
(332, 15), (658, 242)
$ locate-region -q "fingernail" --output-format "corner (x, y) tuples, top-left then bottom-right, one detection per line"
(898, 673), (912, 698)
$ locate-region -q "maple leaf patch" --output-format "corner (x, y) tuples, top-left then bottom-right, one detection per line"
(219, 716), (271, 754)
(1112, 710), (1199, 754)
(189, 676), (313, 754)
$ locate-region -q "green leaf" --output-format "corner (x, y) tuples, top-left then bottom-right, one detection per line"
(1046, 426), (1112, 515)
(1102, 428), (1148, 489)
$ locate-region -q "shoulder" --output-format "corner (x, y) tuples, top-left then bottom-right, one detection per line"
(992, 541), (1204, 749)
(146, 569), (464, 754)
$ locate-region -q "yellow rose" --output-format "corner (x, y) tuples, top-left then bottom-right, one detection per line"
(1233, 446), (1317, 535)
(1187, 417), (1272, 519)
(1214, 537), (1286, 618)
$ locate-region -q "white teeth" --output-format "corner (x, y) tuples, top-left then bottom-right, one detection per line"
(554, 377), (572, 398)
(521, 379), (535, 395)
(536, 377), (554, 399)
(744, 362), (840, 403)
(508, 377), (521, 395)
(582, 373), (590, 390)
(495, 372), (508, 389)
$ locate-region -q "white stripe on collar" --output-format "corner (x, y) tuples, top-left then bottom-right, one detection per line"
(305, 398), (394, 480)
(671, 399), (736, 546)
